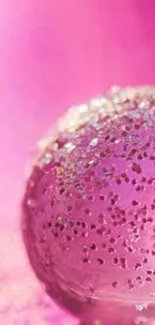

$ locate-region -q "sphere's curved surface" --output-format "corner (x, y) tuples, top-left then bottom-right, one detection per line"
(22, 86), (155, 322)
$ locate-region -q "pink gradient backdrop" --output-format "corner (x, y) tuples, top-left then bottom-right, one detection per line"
(0, 1), (155, 324)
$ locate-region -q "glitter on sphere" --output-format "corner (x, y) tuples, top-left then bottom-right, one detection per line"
(22, 86), (155, 325)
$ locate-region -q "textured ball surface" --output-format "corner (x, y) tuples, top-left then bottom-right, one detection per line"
(22, 86), (155, 322)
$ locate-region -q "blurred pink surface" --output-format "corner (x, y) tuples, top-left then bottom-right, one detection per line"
(0, 1), (155, 324)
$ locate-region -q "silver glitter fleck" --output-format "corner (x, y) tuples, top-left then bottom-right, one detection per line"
(90, 138), (99, 147)
(78, 104), (88, 113)
(90, 97), (107, 108)
(57, 215), (67, 224)
(136, 305), (143, 312)
(82, 245), (90, 256)
(114, 139), (121, 144)
(83, 232), (89, 238)
(89, 159), (96, 165)
(135, 304), (148, 312)
(138, 101), (150, 110)
(64, 142), (75, 152)
(43, 152), (52, 164)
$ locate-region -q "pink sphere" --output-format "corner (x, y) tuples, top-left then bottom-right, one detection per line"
(22, 87), (155, 325)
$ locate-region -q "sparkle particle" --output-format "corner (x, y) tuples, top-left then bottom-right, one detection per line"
(64, 142), (75, 152)
(43, 152), (52, 164)
(90, 138), (99, 147)
(138, 100), (150, 110)
(90, 97), (107, 108)
(78, 104), (88, 113)
(135, 304), (147, 312)
(114, 139), (121, 144)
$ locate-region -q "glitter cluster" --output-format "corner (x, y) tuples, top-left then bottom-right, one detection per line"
(22, 86), (155, 310)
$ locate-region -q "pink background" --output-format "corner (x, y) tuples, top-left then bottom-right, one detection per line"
(0, 1), (155, 324)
